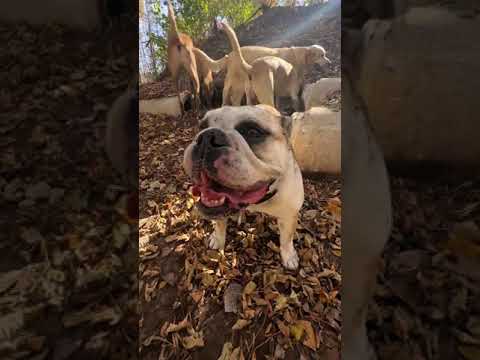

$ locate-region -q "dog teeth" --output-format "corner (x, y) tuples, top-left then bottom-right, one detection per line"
(201, 194), (226, 207)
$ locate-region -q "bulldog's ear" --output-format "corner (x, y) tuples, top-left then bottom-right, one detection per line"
(281, 115), (293, 139)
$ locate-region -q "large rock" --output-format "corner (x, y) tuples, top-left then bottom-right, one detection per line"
(291, 107), (341, 176)
(353, 6), (480, 170)
(302, 77), (341, 110)
(139, 97), (183, 117)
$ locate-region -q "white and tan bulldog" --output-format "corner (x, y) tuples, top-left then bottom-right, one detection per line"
(342, 73), (392, 360)
(183, 105), (304, 270)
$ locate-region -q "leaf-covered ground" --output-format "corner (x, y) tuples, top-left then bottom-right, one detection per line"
(0, 20), (138, 359)
(371, 177), (480, 360)
(138, 111), (342, 360)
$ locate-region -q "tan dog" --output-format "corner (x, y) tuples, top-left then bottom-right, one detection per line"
(342, 74), (392, 360)
(216, 29), (331, 106)
(166, 0), (199, 113)
(220, 22), (304, 111)
(192, 47), (228, 108)
(302, 77), (341, 110)
(183, 105), (304, 270)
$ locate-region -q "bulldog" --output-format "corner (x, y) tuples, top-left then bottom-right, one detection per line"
(183, 105), (304, 269)
(342, 72), (392, 359)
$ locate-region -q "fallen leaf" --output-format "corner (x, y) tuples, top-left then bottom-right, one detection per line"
(267, 241), (280, 253)
(274, 343), (286, 359)
(232, 319), (251, 331)
(191, 290), (204, 303)
(182, 332), (204, 349)
(201, 272), (216, 287)
(290, 323), (305, 342)
(112, 222), (130, 250)
(327, 199), (341, 221)
(165, 317), (190, 335)
(165, 233), (189, 243)
(218, 342), (233, 360)
(446, 222), (480, 259)
(217, 342), (242, 360)
(331, 249), (341, 257)
(0, 311), (24, 340)
(297, 320), (317, 350)
(276, 320), (290, 337)
(458, 345), (480, 360)
(304, 209), (318, 220)
(274, 295), (288, 312)
(243, 281), (257, 296)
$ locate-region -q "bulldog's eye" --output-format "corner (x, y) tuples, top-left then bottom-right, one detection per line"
(235, 121), (269, 144)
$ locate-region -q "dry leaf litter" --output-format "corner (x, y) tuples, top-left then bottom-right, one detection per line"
(0, 19), (138, 359)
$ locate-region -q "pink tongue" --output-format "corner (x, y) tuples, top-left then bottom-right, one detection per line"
(192, 175), (268, 209)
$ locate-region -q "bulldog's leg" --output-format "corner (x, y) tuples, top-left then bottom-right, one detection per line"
(277, 215), (299, 270)
(342, 257), (381, 360)
(208, 218), (227, 250)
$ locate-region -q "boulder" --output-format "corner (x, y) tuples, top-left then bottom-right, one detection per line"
(354, 6), (480, 170)
(291, 107), (341, 176)
(139, 97), (184, 117)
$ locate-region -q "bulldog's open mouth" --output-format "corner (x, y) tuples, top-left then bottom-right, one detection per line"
(191, 171), (275, 216)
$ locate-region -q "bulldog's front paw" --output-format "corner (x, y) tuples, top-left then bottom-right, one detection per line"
(208, 232), (224, 250)
(281, 248), (299, 270)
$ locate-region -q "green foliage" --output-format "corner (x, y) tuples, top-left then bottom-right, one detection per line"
(148, 0), (258, 67)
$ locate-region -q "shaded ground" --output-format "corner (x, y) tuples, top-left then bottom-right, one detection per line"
(140, 3), (340, 100)
(139, 112), (341, 360)
(370, 177), (480, 360)
(0, 19), (138, 359)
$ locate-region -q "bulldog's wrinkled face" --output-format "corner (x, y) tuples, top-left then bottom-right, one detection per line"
(308, 45), (331, 66)
(183, 105), (292, 218)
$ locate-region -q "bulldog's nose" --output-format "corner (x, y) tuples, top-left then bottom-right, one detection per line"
(197, 128), (229, 149)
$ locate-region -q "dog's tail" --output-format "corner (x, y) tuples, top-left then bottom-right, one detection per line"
(167, 0), (180, 41)
(192, 48), (228, 73)
(220, 22), (253, 75)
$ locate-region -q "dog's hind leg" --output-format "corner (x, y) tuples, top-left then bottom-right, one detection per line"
(171, 71), (185, 116)
(208, 218), (228, 250)
(255, 71), (275, 108)
(231, 85), (245, 106)
(184, 49), (201, 112)
(245, 82), (254, 106)
(222, 79), (232, 106)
